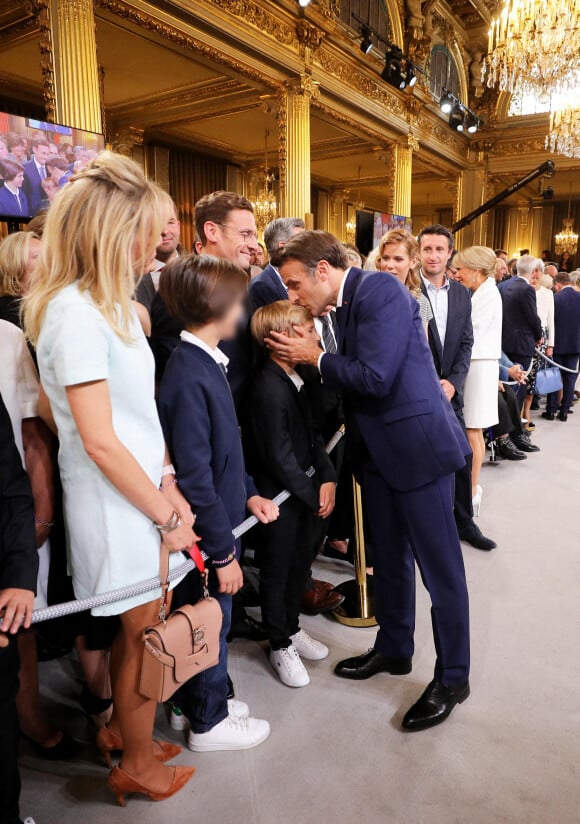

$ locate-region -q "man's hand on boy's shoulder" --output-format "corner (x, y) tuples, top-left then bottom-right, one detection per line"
(265, 327), (321, 367)
(318, 482), (336, 519)
(247, 495), (280, 524)
(0, 587), (35, 638)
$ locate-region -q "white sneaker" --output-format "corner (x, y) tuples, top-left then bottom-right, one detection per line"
(23, 819), (37, 824)
(169, 705), (189, 732)
(228, 698), (249, 719)
(269, 645), (310, 687)
(188, 714), (270, 752)
(291, 629), (329, 661)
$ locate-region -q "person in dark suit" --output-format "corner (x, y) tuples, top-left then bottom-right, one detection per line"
(266, 231), (471, 731)
(500, 254), (542, 405)
(248, 301), (336, 687)
(418, 224), (496, 552)
(22, 138), (50, 216)
(544, 272), (580, 421)
(158, 254), (277, 752)
(248, 217), (305, 312)
(0, 160), (29, 218)
(0, 393), (39, 824)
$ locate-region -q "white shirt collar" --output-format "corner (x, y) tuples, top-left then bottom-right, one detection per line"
(420, 270), (450, 291)
(180, 330), (230, 369)
(287, 370), (304, 391)
(152, 252), (179, 273)
(336, 267), (352, 308)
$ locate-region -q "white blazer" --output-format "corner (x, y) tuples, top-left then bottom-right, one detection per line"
(536, 285), (555, 347)
(471, 276), (503, 360)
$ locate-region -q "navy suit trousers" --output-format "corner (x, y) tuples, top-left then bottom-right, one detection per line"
(547, 354), (580, 414)
(360, 463), (470, 685)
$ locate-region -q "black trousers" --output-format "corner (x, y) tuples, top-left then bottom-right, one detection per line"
(492, 385), (525, 439)
(0, 639), (22, 824)
(259, 499), (318, 650)
(452, 413), (474, 530)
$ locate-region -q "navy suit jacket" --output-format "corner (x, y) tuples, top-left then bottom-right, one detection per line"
(500, 276), (542, 359)
(22, 160), (44, 216)
(553, 287), (580, 354)
(420, 278), (473, 416)
(0, 185), (29, 218)
(321, 268), (468, 492)
(158, 341), (257, 564)
(248, 264), (287, 312)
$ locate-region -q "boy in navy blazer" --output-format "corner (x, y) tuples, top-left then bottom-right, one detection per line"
(157, 254), (278, 753)
(248, 301), (336, 688)
(267, 231), (471, 732)
(545, 272), (580, 421)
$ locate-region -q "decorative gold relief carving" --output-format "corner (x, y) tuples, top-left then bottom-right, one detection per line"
(295, 19), (324, 63)
(204, 0), (294, 44)
(110, 125), (144, 156)
(276, 89), (287, 214)
(36, 0), (56, 123)
(314, 0), (340, 19)
(490, 137), (547, 156)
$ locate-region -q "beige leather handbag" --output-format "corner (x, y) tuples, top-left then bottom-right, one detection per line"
(139, 543), (222, 703)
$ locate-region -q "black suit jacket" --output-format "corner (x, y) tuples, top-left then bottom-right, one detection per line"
(248, 264), (287, 313)
(420, 278), (473, 416)
(500, 276), (542, 359)
(246, 360), (336, 511)
(0, 394), (38, 593)
(554, 287), (580, 354)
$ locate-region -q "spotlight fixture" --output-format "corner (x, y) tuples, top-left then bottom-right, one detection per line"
(465, 112), (480, 134)
(298, 0), (311, 6)
(439, 90), (454, 114)
(360, 26), (373, 55)
(382, 47), (407, 90)
(406, 64), (417, 88)
(449, 103), (466, 132)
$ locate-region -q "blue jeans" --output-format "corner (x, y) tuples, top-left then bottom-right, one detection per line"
(171, 565), (233, 734)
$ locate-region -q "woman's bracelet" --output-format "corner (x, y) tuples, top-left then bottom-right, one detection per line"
(154, 511), (182, 534)
(213, 550), (236, 567)
(160, 477), (178, 490)
(35, 517), (54, 529)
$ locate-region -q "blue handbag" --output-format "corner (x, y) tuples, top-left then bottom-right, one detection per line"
(535, 365), (563, 395)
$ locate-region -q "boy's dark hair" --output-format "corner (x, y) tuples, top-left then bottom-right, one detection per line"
(46, 156), (69, 172)
(276, 230), (349, 271)
(417, 223), (454, 251)
(159, 253), (247, 328)
(0, 159), (24, 182)
(194, 190), (254, 245)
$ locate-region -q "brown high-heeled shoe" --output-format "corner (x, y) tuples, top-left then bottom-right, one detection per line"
(108, 764), (195, 807)
(96, 725), (182, 768)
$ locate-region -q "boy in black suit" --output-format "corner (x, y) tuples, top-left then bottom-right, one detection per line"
(0, 393), (38, 824)
(249, 301), (336, 688)
(158, 254), (278, 752)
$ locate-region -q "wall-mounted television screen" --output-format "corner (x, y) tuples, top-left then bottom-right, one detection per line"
(0, 112), (105, 221)
(372, 212), (412, 247)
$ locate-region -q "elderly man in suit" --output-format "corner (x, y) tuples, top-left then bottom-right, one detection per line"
(544, 272), (580, 421)
(248, 217), (305, 312)
(22, 138), (50, 216)
(266, 230), (471, 732)
(500, 254), (542, 405)
(418, 224), (496, 552)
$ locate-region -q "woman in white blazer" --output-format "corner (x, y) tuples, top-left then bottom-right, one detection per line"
(454, 246), (503, 514)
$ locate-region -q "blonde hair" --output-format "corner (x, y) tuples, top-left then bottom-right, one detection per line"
(453, 246), (497, 280)
(251, 299), (313, 347)
(0, 231), (41, 297)
(378, 228), (421, 298)
(24, 151), (166, 345)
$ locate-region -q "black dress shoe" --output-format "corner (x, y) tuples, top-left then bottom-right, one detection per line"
(402, 680), (470, 731)
(22, 731), (82, 761)
(511, 433), (540, 453)
(457, 522), (497, 551)
(227, 615), (269, 643)
(496, 437), (527, 461)
(558, 412), (568, 421)
(334, 648), (412, 680)
(541, 411), (555, 421)
(530, 398), (540, 410)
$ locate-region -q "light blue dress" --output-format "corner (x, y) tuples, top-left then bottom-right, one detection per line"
(36, 283), (184, 616)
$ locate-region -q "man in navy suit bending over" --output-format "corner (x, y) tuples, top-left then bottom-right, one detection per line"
(266, 231), (471, 731)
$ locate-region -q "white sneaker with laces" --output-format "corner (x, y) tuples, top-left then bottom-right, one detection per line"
(169, 705), (189, 732)
(269, 645), (310, 687)
(228, 698), (249, 719)
(291, 629), (329, 661)
(187, 714), (270, 752)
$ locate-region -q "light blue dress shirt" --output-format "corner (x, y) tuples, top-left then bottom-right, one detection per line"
(421, 271), (451, 347)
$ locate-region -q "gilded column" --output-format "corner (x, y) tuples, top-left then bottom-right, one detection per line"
(282, 75), (319, 220)
(46, 0), (102, 133)
(392, 135), (417, 218)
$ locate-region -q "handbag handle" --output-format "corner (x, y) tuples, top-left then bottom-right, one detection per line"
(158, 539), (209, 623)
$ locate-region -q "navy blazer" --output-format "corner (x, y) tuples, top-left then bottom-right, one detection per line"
(247, 359), (336, 511)
(248, 264), (287, 313)
(0, 185), (29, 219)
(22, 160), (44, 216)
(321, 268), (468, 493)
(553, 287), (580, 354)
(420, 278), (473, 416)
(158, 341), (258, 564)
(500, 276), (542, 358)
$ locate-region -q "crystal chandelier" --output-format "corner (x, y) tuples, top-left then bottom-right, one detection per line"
(484, 0), (580, 98)
(252, 130), (277, 232)
(554, 185), (578, 256)
(546, 105), (580, 159)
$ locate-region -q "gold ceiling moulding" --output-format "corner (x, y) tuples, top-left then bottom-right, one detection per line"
(202, 0), (295, 44)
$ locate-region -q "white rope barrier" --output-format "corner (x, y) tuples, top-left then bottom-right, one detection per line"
(534, 347), (580, 374)
(26, 426), (345, 625)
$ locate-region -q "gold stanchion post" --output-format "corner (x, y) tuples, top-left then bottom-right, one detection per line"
(332, 477), (377, 627)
